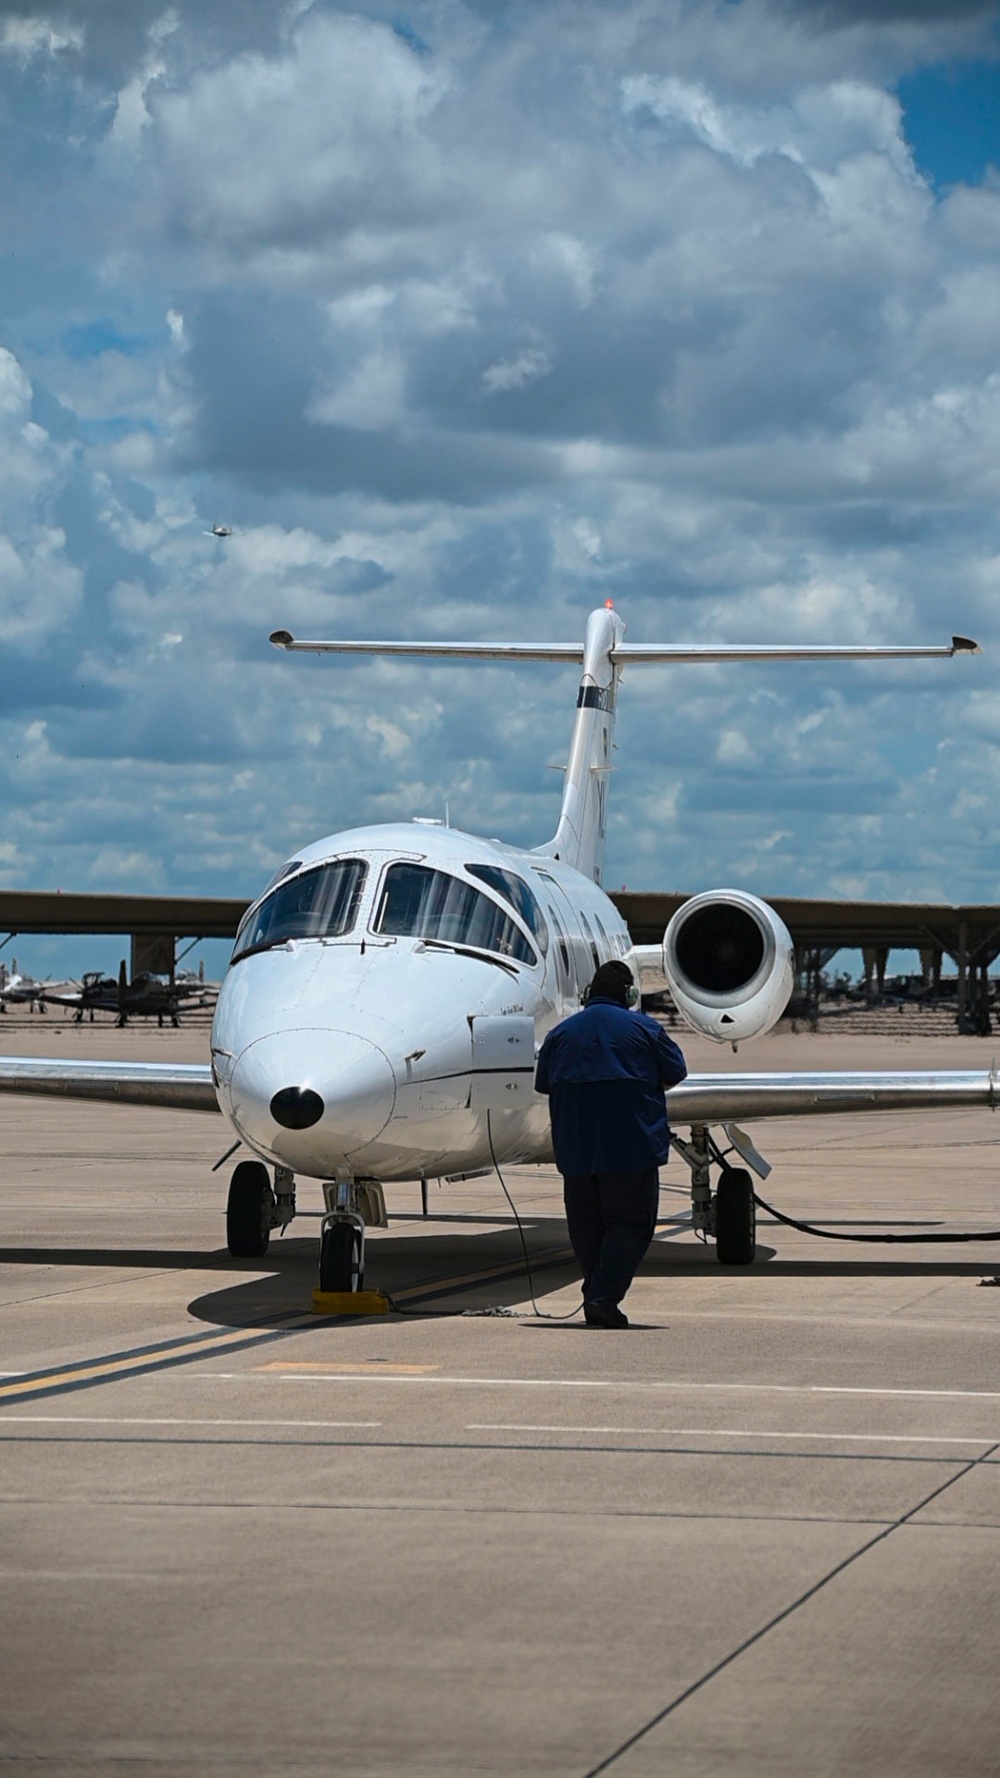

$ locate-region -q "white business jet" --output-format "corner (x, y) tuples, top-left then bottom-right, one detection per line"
(0, 603), (989, 1289)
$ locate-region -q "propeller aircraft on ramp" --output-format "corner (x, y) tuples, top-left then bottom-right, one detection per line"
(0, 603), (990, 1291)
(41, 962), (218, 1027)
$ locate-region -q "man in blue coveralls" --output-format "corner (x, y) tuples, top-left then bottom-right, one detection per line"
(535, 959), (688, 1328)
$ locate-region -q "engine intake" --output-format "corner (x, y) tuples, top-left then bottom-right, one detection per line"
(663, 889), (794, 1043)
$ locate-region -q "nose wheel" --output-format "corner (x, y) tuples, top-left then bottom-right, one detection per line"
(319, 1219), (365, 1292)
(226, 1160), (275, 1257)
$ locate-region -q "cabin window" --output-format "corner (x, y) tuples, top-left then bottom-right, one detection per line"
(580, 911), (601, 976)
(544, 899), (573, 992)
(232, 859), (367, 960)
(465, 864), (549, 953)
(375, 864), (537, 965)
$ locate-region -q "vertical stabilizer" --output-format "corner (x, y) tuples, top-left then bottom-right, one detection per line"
(534, 604), (625, 884)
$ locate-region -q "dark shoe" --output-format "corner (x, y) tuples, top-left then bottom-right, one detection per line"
(583, 1299), (629, 1329)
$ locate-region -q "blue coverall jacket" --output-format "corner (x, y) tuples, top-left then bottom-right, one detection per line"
(534, 996), (688, 1175)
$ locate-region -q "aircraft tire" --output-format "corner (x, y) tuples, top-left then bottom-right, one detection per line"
(715, 1167), (756, 1266)
(227, 1160), (274, 1258)
(320, 1221), (364, 1293)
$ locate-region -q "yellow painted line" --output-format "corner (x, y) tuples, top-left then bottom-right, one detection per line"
(388, 1244), (576, 1302)
(0, 1323), (311, 1402)
(258, 1361), (441, 1375)
(386, 1215), (680, 1306)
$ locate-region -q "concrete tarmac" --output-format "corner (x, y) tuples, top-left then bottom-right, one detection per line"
(2, 1019), (1000, 1775)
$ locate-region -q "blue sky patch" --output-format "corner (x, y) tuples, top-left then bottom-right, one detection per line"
(62, 319), (153, 360)
(899, 56), (1000, 187)
(0, 0), (998, 920)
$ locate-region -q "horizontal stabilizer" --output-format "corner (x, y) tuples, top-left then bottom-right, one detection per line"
(271, 634), (977, 663)
(613, 640), (978, 662)
(270, 633), (583, 661)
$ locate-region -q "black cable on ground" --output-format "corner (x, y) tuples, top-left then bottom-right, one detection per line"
(487, 1112), (583, 1320)
(381, 1117), (579, 1318)
(753, 1187), (1000, 1244)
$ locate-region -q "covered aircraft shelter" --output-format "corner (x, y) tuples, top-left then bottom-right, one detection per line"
(611, 893), (1000, 1030)
(0, 889), (997, 1027)
(0, 892), (249, 980)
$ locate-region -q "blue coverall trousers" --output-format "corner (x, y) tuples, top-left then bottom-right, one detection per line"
(562, 1167), (660, 1308)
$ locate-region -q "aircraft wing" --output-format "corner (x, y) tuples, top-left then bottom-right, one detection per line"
(0, 1058), (991, 1123)
(0, 1057), (218, 1112)
(668, 1069), (997, 1122)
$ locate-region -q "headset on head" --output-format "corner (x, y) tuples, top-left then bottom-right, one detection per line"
(583, 962), (639, 1010)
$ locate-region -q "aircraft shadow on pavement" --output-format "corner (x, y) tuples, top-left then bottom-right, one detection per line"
(0, 1245), (245, 1270)
(647, 1242), (1000, 1277)
(188, 1219), (579, 1330)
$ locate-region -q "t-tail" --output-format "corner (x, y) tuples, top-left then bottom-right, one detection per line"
(269, 609), (978, 890)
(532, 602), (623, 884)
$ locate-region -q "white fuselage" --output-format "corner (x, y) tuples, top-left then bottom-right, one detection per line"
(210, 820), (634, 1182)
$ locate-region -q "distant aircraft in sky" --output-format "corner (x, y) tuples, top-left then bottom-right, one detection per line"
(202, 524), (233, 538)
(0, 605), (986, 1294)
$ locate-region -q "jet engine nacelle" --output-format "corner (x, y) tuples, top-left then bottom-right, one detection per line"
(662, 889), (794, 1044)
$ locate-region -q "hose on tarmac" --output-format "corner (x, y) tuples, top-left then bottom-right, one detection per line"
(752, 1187), (1000, 1244)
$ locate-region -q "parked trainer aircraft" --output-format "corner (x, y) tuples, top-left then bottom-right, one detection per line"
(41, 962), (218, 1027)
(0, 604), (989, 1290)
(0, 962), (80, 1013)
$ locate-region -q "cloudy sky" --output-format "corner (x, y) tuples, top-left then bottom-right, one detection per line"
(3, 0), (1000, 973)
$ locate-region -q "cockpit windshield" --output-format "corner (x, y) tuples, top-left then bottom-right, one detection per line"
(232, 859), (367, 960)
(374, 863), (538, 965)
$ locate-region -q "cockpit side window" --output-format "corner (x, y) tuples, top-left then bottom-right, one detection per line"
(232, 859), (367, 960)
(465, 864), (549, 954)
(260, 859), (303, 896)
(375, 863), (538, 965)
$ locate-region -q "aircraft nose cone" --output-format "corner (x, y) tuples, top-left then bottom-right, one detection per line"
(228, 1028), (395, 1162)
(270, 1086), (325, 1129)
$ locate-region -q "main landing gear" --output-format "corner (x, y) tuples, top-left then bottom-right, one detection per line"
(714, 1165), (756, 1266)
(226, 1162), (296, 1258)
(673, 1124), (759, 1266)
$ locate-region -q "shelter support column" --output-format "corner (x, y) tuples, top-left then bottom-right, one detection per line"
(863, 946), (889, 999)
(956, 922), (968, 1033)
(131, 931), (176, 979)
(919, 946), (942, 996)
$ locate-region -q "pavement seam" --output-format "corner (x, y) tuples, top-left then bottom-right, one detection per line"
(0, 1431), (975, 1465)
(577, 1436), (1000, 1778)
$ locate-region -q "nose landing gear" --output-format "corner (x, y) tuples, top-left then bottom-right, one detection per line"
(318, 1176), (388, 1292)
(224, 1161), (384, 1291)
(319, 1220), (365, 1292)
